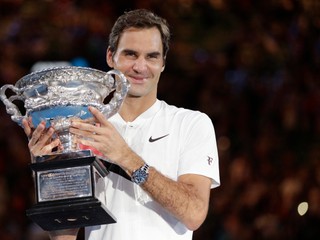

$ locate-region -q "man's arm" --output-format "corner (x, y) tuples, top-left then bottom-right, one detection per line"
(140, 160), (211, 230)
(114, 148), (212, 230)
(70, 107), (212, 230)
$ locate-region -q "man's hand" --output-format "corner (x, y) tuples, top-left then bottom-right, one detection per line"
(22, 118), (61, 157)
(69, 107), (134, 169)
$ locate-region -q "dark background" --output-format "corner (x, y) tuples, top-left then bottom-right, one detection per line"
(0, 0), (319, 239)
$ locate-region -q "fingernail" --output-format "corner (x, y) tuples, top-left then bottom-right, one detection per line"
(89, 106), (96, 111)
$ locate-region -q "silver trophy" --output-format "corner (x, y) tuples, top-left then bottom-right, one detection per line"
(0, 66), (130, 231)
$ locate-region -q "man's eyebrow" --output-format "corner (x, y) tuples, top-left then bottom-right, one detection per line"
(147, 51), (161, 57)
(122, 49), (137, 55)
(121, 49), (162, 58)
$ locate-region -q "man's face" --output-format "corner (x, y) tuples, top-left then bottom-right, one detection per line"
(107, 27), (165, 99)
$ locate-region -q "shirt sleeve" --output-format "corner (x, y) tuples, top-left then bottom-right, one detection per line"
(178, 112), (220, 188)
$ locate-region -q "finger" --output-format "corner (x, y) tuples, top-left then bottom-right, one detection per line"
(36, 127), (55, 147)
(22, 118), (32, 137)
(70, 120), (95, 132)
(70, 117), (94, 124)
(70, 126), (99, 140)
(73, 135), (103, 151)
(28, 116), (35, 128)
(31, 138), (61, 156)
(28, 127), (53, 153)
(28, 121), (46, 146)
(42, 138), (61, 154)
(88, 107), (110, 126)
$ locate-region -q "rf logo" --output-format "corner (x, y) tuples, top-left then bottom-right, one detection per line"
(207, 156), (213, 165)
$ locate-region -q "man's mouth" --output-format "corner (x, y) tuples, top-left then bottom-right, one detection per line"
(128, 76), (147, 84)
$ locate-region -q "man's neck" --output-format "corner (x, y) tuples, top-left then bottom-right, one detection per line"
(119, 96), (157, 122)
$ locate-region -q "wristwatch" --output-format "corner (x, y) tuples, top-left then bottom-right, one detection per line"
(131, 163), (149, 185)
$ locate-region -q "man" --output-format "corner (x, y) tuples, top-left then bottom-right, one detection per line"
(23, 9), (220, 240)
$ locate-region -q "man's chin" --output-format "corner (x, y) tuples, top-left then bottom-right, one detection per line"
(127, 89), (145, 98)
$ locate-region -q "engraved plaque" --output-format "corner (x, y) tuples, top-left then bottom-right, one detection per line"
(38, 166), (92, 202)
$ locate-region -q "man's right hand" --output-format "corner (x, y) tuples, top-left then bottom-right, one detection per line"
(22, 118), (61, 157)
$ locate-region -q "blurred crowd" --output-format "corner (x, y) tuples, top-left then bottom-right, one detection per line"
(0, 0), (320, 239)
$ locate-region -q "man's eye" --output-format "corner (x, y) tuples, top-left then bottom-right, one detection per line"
(148, 55), (159, 60)
(125, 52), (136, 57)
(148, 54), (160, 59)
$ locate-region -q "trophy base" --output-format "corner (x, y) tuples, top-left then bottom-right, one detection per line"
(27, 154), (116, 231)
(26, 197), (116, 231)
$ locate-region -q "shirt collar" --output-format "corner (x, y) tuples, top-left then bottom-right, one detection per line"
(111, 99), (161, 125)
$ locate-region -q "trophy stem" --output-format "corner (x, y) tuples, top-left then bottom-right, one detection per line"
(57, 130), (77, 152)
(51, 118), (77, 153)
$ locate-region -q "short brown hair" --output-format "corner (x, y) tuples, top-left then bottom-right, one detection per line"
(108, 9), (171, 59)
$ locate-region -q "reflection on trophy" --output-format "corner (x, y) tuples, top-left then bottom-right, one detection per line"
(0, 66), (130, 231)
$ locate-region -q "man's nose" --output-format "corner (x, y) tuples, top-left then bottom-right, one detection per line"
(132, 57), (147, 72)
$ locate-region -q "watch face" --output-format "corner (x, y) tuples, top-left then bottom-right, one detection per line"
(133, 170), (148, 184)
(132, 164), (149, 184)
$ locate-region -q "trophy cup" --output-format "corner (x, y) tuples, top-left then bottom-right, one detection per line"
(0, 66), (130, 231)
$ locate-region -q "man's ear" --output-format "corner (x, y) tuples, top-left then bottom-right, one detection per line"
(106, 47), (114, 68)
(161, 56), (166, 72)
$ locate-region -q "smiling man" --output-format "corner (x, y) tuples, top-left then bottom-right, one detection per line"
(24, 9), (220, 240)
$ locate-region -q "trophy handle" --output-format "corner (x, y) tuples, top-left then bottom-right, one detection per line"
(0, 84), (24, 125)
(102, 69), (130, 118)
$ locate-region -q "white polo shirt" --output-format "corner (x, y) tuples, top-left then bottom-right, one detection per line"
(85, 100), (220, 240)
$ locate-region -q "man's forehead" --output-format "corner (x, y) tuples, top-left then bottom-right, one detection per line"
(117, 27), (163, 54)
(120, 27), (161, 41)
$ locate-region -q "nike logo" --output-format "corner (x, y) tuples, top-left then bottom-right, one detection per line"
(149, 134), (169, 142)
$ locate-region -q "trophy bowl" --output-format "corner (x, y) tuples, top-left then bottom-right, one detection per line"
(0, 66), (129, 153)
(0, 66), (130, 230)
